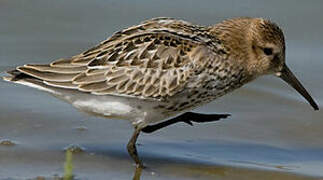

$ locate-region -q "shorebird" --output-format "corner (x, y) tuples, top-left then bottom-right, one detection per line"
(3, 17), (319, 168)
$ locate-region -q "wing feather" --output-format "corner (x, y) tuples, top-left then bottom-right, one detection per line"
(24, 64), (86, 74)
(10, 17), (219, 99)
(17, 66), (79, 82)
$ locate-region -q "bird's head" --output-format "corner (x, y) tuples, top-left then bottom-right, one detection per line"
(210, 17), (318, 110)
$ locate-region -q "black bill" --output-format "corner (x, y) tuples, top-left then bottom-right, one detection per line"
(278, 64), (319, 110)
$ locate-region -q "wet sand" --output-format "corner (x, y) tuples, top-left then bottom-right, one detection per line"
(1, 0), (323, 179)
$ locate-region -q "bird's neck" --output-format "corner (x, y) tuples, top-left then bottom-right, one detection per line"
(208, 18), (260, 78)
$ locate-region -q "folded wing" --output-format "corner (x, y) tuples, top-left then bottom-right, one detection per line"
(7, 18), (217, 100)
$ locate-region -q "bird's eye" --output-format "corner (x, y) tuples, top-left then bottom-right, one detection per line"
(263, 48), (273, 56)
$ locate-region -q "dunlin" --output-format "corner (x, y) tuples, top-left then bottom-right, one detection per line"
(3, 17), (319, 167)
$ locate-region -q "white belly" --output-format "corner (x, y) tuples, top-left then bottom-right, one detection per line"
(12, 79), (170, 128)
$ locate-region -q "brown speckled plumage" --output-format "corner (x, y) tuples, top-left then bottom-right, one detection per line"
(4, 16), (318, 122)
(6, 18), (252, 104)
(3, 17), (319, 167)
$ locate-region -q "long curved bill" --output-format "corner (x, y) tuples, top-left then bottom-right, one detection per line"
(277, 64), (319, 110)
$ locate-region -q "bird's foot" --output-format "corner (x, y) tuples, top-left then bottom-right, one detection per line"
(142, 112), (231, 133)
(181, 112), (231, 126)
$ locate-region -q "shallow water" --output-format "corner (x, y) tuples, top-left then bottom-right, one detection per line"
(1, 0), (323, 179)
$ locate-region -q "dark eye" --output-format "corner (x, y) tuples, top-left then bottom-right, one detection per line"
(263, 48), (273, 56)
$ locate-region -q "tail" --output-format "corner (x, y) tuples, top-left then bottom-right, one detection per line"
(2, 66), (71, 95)
(2, 60), (83, 89)
(2, 68), (36, 82)
(2, 66), (82, 103)
(2, 67), (51, 93)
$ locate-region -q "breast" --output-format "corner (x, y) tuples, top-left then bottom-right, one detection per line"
(151, 66), (248, 116)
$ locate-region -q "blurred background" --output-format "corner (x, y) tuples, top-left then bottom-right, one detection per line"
(0, 0), (322, 179)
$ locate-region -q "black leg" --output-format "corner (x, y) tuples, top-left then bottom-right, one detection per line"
(127, 127), (144, 168)
(142, 112), (230, 134)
